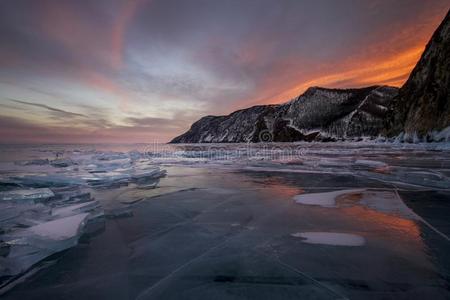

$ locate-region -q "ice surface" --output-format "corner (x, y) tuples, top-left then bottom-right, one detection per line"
(1, 143), (450, 297)
(11, 175), (86, 187)
(105, 206), (133, 219)
(51, 201), (101, 218)
(354, 159), (387, 168)
(119, 187), (196, 204)
(0, 260), (55, 296)
(291, 232), (366, 246)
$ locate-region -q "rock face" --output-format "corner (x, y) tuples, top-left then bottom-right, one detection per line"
(170, 86), (398, 143)
(385, 10), (450, 139)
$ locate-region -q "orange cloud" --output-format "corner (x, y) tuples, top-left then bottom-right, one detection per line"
(237, 10), (447, 108)
(239, 44), (424, 108)
(280, 46), (423, 100)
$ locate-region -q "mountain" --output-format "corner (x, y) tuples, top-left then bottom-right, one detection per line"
(171, 10), (449, 144)
(385, 9), (450, 141)
(170, 86), (398, 143)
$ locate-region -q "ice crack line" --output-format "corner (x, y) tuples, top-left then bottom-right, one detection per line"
(135, 198), (293, 299)
(394, 189), (450, 242)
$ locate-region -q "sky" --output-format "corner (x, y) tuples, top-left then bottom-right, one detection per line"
(0, 0), (449, 144)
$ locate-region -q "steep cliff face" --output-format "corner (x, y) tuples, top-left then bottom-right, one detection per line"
(170, 86), (398, 143)
(282, 86), (398, 139)
(386, 10), (450, 139)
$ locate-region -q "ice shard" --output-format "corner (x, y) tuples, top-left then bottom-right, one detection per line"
(1, 213), (90, 277)
(0, 188), (55, 204)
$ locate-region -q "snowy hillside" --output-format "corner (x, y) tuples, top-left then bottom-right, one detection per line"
(170, 86), (398, 143)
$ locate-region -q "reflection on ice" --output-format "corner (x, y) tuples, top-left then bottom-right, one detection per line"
(294, 189), (421, 221)
(358, 190), (420, 220)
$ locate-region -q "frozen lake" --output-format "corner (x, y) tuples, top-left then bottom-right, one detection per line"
(1, 143), (450, 299)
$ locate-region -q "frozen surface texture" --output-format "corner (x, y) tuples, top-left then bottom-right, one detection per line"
(0, 143), (450, 299)
(0, 147), (166, 292)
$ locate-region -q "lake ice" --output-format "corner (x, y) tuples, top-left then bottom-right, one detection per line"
(0, 142), (449, 299)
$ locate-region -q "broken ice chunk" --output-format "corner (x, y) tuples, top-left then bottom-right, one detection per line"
(50, 158), (74, 168)
(1, 213), (89, 277)
(131, 168), (166, 182)
(92, 152), (128, 161)
(13, 213), (89, 246)
(84, 172), (130, 187)
(0, 188), (54, 204)
(11, 174), (85, 187)
(84, 158), (132, 173)
(0, 202), (52, 230)
(14, 159), (49, 166)
(50, 187), (92, 205)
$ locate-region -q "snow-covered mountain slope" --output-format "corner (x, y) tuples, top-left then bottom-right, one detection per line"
(170, 85), (398, 143)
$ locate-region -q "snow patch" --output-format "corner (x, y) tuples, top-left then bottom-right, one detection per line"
(293, 189), (365, 207)
(291, 232), (365, 246)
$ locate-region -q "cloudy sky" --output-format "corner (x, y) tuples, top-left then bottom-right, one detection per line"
(0, 0), (449, 143)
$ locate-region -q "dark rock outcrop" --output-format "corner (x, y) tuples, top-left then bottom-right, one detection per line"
(385, 10), (450, 139)
(170, 86), (398, 143)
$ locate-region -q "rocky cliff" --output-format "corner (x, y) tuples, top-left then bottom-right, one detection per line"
(385, 9), (450, 140)
(170, 86), (398, 143)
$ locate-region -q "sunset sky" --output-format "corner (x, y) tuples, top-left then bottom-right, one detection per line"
(0, 0), (449, 143)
